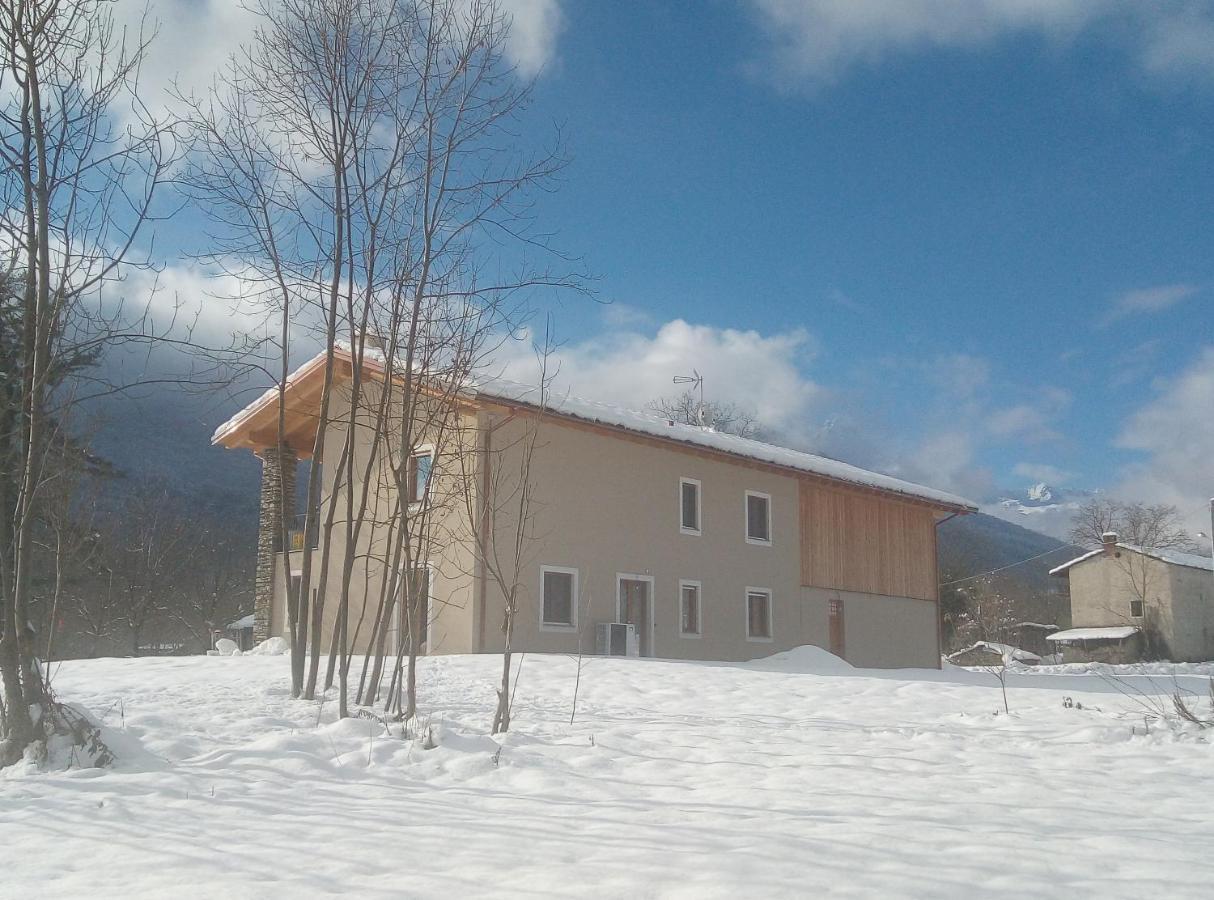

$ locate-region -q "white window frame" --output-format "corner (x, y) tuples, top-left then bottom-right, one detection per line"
(679, 477), (702, 536)
(745, 586), (773, 643)
(744, 490), (772, 546)
(539, 565), (579, 632)
(678, 579), (703, 638)
(1129, 598), (1145, 619)
(407, 444), (435, 507)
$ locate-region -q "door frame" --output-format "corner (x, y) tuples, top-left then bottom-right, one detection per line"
(615, 572), (655, 657)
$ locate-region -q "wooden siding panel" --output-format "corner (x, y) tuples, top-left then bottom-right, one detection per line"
(799, 480), (937, 601)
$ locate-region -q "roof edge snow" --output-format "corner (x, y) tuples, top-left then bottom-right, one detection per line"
(212, 346), (976, 512)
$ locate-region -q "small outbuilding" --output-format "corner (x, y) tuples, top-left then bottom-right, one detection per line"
(1045, 626), (1142, 665)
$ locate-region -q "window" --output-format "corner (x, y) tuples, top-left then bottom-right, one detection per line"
(407, 449), (433, 503)
(680, 478), (701, 534)
(540, 566), (578, 630)
(746, 588), (772, 641)
(1130, 599), (1144, 618)
(745, 491), (771, 545)
(679, 581), (702, 637)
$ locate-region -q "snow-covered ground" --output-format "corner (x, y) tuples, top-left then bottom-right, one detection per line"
(3, 650), (1213, 899)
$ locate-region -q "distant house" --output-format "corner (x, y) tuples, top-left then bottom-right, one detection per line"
(211, 345), (974, 669)
(1049, 533), (1214, 663)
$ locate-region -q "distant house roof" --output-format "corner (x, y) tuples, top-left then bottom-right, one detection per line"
(212, 346), (976, 513)
(946, 641), (1041, 663)
(1047, 626), (1140, 643)
(1049, 543), (1214, 576)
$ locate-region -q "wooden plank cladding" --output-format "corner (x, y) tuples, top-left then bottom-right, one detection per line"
(799, 480), (938, 601)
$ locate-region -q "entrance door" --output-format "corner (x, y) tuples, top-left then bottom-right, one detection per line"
(828, 597), (845, 659)
(618, 577), (653, 657)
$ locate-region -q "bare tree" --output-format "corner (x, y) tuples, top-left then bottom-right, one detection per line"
(456, 339), (552, 734)
(184, 0), (582, 717)
(1069, 499), (1200, 554)
(954, 577), (1017, 646)
(649, 390), (760, 438)
(0, 0), (176, 766)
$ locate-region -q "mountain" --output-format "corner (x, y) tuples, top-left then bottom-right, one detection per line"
(938, 510), (1080, 596)
(980, 482), (1097, 542)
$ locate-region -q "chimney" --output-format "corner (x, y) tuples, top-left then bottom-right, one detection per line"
(1101, 532), (1119, 556)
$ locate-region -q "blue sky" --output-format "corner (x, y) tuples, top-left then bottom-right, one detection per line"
(497, 1), (1214, 515)
(133, 0), (1214, 529)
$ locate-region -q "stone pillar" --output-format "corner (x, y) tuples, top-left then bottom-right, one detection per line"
(254, 445), (297, 643)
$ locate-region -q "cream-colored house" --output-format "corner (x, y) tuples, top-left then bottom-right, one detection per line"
(213, 346), (974, 669)
(1048, 535), (1214, 663)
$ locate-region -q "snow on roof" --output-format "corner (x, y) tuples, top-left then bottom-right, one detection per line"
(472, 376), (974, 510)
(228, 614), (256, 631)
(946, 641), (1041, 663)
(1013, 622), (1060, 631)
(1049, 543), (1213, 576)
(1046, 626), (1140, 643)
(212, 346), (975, 511)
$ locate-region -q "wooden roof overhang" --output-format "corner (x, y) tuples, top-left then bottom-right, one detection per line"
(211, 348), (478, 458)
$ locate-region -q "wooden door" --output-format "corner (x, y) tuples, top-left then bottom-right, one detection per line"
(829, 597), (845, 659)
(619, 578), (651, 657)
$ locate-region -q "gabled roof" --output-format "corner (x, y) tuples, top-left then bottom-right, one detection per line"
(212, 345), (976, 513)
(1049, 543), (1213, 576)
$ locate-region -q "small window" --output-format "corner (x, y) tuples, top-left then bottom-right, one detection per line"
(407, 450), (433, 503)
(1130, 599), (1144, 618)
(745, 491), (771, 545)
(540, 566), (578, 630)
(746, 588), (772, 641)
(680, 478), (701, 534)
(679, 581), (702, 637)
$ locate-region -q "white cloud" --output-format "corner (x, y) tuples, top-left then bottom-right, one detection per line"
(1012, 462), (1075, 485)
(599, 302), (656, 329)
(985, 387), (1070, 444)
(500, 0), (566, 77)
(1115, 345), (1214, 532)
(1101, 283), (1200, 326)
(113, 0), (564, 114)
(744, 1), (1214, 87)
(495, 318), (827, 445)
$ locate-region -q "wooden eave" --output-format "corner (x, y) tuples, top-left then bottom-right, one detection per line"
(212, 348), (478, 458)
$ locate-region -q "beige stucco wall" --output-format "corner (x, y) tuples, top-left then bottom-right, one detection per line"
(268, 381), (479, 658)
(265, 389), (946, 669)
(469, 412), (941, 666)
(813, 588), (940, 669)
(1168, 563), (1214, 662)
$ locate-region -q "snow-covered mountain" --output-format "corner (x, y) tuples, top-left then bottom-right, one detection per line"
(980, 483), (1097, 542)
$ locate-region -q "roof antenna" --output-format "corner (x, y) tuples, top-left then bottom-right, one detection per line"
(673, 370), (707, 427)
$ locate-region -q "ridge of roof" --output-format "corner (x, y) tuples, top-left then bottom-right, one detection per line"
(212, 346), (976, 511)
(1050, 543), (1213, 576)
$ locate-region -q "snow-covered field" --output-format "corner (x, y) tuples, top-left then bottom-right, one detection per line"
(3, 650), (1213, 899)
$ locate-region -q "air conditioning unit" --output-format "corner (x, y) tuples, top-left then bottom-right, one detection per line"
(596, 622), (638, 658)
